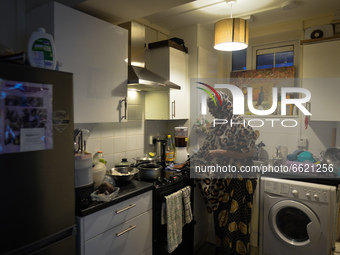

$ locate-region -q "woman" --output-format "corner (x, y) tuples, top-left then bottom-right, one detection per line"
(192, 90), (259, 255)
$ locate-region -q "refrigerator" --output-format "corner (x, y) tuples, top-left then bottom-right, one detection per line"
(0, 63), (76, 255)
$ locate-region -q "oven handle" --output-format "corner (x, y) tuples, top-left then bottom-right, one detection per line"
(116, 204), (136, 214)
(116, 225), (136, 237)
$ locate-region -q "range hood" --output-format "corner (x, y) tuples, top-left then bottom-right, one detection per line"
(119, 21), (181, 91)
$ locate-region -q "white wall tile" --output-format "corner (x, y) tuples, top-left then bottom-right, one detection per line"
(114, 122), (126, 137)
(114, 152), (126, 165)
(114, 137), (126, 152)
(101, 123), (115, 137)
(104, 154), (114, 169)
(126, 135), (137, 151)
(136, 120), (144, 135)
(137, 134), (144, 149)
(137, 148), (144, 156)
(126, 150), (138, 162)
(126, 121), (137, 136)
(101, 137), (114, 154)
(86, 138), (101, 155)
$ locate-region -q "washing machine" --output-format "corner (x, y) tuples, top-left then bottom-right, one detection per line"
(259, 177), (338, 255)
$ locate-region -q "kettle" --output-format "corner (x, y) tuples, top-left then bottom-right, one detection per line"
(153, 138), (166, 164)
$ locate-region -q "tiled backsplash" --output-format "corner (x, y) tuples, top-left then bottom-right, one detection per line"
(76, 89), (336, 169)
(74, 121), (145, 169)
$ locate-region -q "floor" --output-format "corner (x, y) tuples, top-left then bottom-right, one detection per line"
(194, 242), (215, 255)
(194, 242), (259, 255)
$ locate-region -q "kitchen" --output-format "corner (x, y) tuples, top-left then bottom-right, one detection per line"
(2, 0), (340, 254)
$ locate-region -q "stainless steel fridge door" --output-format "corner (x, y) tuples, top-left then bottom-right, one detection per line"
(0, 63), (76, 254)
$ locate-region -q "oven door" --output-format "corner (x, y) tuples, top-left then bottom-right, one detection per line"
(153, 179), (194, 255)
(268, 200), (321, 248)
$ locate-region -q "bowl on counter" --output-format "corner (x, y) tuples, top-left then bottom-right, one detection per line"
(106, 167), (139, 182)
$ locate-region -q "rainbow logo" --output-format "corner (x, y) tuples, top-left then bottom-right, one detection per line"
(196, 82), (223, 106)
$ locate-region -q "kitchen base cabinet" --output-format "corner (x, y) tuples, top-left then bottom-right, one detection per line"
(76, 191), (152, 255)
(26, 2), (128, 123)
(302, 40), (340, 121)
(84, 210), (152, 255)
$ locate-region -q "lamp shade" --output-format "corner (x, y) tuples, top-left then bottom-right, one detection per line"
(214, 18), (249, 51)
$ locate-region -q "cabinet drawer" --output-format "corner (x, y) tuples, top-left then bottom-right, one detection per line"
(84, 190), (152, 241)
(84, 210), (152, 255)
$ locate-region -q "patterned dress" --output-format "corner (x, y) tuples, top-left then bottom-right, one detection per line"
(191, 91), (258, 255)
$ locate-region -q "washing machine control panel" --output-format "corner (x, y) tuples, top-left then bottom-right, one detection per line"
(264, 180), (330, 203)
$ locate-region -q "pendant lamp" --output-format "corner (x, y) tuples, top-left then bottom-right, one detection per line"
(214, 1), (249, 51)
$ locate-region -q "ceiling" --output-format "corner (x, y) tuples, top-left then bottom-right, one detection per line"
(74, 0), (340, 32)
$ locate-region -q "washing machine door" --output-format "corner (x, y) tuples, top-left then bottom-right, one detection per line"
(269, 200), (321, 247)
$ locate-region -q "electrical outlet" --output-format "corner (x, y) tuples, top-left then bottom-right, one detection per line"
(297, 138), (308, 147)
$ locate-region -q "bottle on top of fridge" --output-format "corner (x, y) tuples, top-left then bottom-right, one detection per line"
(165, 135), (174, 165)
(27, 27), (57, 70)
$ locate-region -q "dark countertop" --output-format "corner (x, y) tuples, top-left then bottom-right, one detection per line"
(76, 180), (154, 217)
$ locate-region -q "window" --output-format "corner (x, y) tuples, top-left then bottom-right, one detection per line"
(256, 45), (294, 69)
(232, 48), (247, 71)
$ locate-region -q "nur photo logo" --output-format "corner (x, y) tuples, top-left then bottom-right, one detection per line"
(195, 82), (312, 128)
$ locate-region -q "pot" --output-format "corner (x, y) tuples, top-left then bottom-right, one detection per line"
(134, 156), (158, 166)
(137, 163), (162, 180)
(115, 158), (135, 168)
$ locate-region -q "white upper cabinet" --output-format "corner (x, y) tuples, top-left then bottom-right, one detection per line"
(145, 43), (189, 120)
(302, 40), (340, 121)
(26, 2), (128, 123)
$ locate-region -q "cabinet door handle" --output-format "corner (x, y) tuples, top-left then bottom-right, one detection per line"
(115, 203), (136, 214)
(116, 225), (136, 237)
(172, 100), (176, 118)
(120, 97), (127, 121)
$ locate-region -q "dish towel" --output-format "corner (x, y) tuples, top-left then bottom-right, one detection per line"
(165, 190), (183, 253)
(181, 186), (193, 225)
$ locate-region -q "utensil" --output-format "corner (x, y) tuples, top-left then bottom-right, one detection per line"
(137, 163), (162, 180)
(81, 129), (91, 153)
(153, 139), (166, 163)
(106, 167), (139, 182)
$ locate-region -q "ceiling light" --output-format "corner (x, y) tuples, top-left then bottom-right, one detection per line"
(214, 1), (249, 51)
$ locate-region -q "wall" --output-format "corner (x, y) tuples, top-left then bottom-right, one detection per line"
(246, 14), (338, 160)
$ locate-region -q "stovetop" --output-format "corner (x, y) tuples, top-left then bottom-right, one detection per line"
(137, 165), (191, 189)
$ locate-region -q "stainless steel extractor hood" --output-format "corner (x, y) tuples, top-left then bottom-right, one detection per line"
(119, 21), (181, 91)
